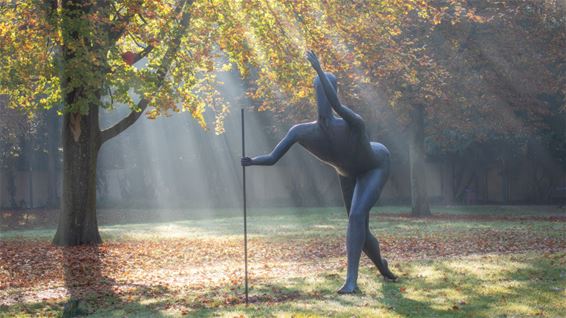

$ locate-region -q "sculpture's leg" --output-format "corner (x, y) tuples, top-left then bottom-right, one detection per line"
(338, 167), (388, 294)
(363, 218), (397, 280)
(339, 176), (355, 213)
(339, 176), (397, 281)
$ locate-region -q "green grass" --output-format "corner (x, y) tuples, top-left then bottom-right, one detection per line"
(381, 205), (566, 216)
(2, 205), (564, 241)
(1, 206), (565, 317)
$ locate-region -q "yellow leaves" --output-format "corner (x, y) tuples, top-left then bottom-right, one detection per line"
(466, 9), (486, 24)
(295, 88), (309, 99)
(0, 19), (11, 38)
(390, 90), (403, 108)
(221, 63), (233, 72)
(191, 105), (207, 129)
(404, 69), (420, 85)
(389, 26), (402, 36)
(433, 13), (442, 25)
(214, 104), (229, 135)
(145, 108), (159, 120)
(180, 89), (206, 125)
(205, 59), (215, 72)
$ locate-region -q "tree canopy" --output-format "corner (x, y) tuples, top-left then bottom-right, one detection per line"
(0, 0), (478, 129)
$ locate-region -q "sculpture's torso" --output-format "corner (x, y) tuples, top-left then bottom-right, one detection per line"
(295, 118), (387, 177)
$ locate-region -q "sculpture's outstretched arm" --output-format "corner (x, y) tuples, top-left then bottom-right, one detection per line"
(241, 125), (301, 166)
(306, 51), (365, 131)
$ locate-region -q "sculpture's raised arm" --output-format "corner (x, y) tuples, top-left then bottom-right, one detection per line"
(306, 51), (365, 131)
(241, 125), (302, 166)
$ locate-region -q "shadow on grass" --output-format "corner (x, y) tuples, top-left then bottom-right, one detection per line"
(60, 245), (169, 318)
(185, 281), (325, 318)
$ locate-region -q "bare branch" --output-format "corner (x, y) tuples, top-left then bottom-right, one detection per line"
(128, 31), (147, 49)
(137, 13), (148, 25)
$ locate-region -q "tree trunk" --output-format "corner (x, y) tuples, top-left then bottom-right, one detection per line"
(46, 108), (60, 208)
(52, 106), (102, 246)
(19, 136), (31, 208)
(6, 159), (17, 208)
(441, 158), (456, 204)
(409, 106), (431, 216)
(52, 0), (103, 246)
(25, 136), (34, 208)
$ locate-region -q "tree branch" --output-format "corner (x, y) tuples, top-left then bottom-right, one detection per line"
(132, 45), (154, 64)
(100, 0), (193, 144)
(105, 1), (140, 45)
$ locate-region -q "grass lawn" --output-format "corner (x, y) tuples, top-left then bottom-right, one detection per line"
(1, 206), (565, 317)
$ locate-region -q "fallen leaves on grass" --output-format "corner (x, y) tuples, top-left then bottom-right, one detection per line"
(1, 223), (565, 309)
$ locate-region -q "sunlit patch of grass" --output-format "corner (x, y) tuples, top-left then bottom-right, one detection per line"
(424, 205), (566, 216)
(0, 228), (55, 240)
(2, 205), (564, 241)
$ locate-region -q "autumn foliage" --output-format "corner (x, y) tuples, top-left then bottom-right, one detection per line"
(1, 0), (563, 135)
(0, 0), (483, 130)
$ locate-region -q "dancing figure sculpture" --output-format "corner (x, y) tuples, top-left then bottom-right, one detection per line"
(241, 51), (397, 294)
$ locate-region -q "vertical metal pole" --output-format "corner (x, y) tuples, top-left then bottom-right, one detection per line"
(241, 108), (249, 305)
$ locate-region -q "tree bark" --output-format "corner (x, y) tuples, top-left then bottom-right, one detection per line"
(53, 106), (102, 246)
(46, 108), (60, 208)
(20, 136), (33, 208)
(409, 106), (431, 216)
(6, 158), (17, 208)
(440, 158), (455, 205)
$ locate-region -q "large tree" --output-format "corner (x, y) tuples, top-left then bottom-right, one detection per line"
(1, 0), (222, 245)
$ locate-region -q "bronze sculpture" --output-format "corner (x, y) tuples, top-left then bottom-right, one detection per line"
(241, 51), (397, 294)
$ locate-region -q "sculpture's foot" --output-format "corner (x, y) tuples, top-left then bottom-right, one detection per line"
(380, 258), (398, 281)
(337, 284), (362, 295)
(383, 276), (398, 282)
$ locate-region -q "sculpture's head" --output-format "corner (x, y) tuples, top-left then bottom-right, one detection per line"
(313, 72), (337, 118)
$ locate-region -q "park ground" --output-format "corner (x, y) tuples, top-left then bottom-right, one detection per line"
(1, 206), (565, 317)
